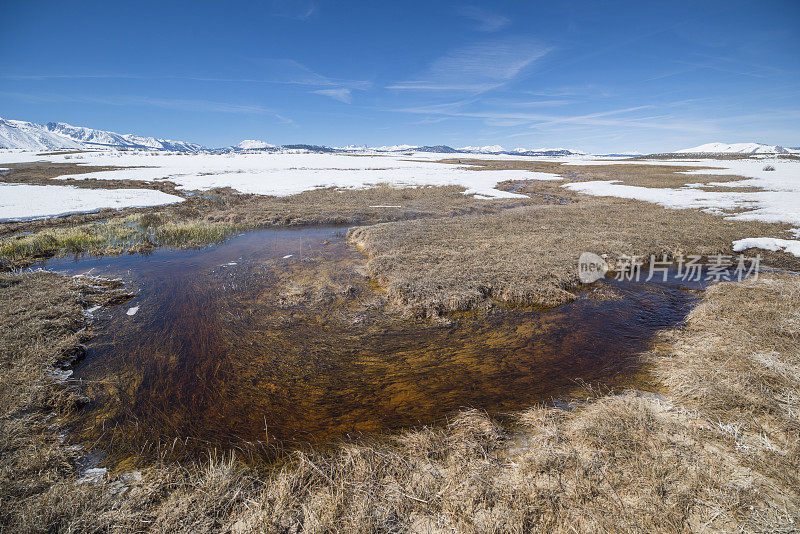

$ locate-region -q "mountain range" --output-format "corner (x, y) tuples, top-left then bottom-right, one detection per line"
(0, 117), (205, 152)
(1, 117), (794, 157)
(675, 142), (794, 154)
(0, 117), (587, 156)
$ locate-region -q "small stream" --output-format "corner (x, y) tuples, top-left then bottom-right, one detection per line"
(38, 226), (704, 461)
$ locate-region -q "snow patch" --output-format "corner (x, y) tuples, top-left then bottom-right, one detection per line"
(0, 183), (184, 222)
(3, 151), (553, 198)
(559, 156), (800, 226)
(563, 180), (800, 226)
(732, 238), (800, 258)
(78, 468), (107, 484)
(126, 306), (139, 316)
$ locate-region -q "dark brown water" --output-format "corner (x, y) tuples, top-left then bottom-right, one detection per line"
(40, 227), (703, 461)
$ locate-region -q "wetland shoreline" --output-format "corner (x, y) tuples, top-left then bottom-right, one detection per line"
(2, 160), (800, 532)
(2, 264), (798, 532)
(32, 225), (703, 464)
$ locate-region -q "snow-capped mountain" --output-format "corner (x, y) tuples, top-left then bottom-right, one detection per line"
(46, 121), (205, 151)
(512, 147), (586, 156)
(235, 139), (275, 150)
(676, 142), (789, 154)
(0, 117), (205, 152)
(455, 145), (584, 156)
(364, 144), (418, 152)
(358, 144), (584, 156)
(0, 118), (84, 151)
(459, 145), (506, 153)
(0, 116), (587, 156)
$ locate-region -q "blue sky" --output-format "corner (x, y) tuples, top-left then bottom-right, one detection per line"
(1, 0), (798, 152)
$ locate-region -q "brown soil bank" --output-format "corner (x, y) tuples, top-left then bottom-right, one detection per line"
(2, 270), (798, 532)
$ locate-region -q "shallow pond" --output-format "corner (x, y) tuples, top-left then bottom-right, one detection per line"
(40, 226), (703, 461)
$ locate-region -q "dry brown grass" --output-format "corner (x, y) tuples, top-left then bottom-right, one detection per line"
(348, 188), (799, 317)
(0, 182), (538, 269)
(0, 161), (180, 193)
(165, 183), (534, 228)
(2, 270), (799, 533)
(441, 158), (755, 189)
(3, 155), (800, 532)
(0, 271), (134, 532)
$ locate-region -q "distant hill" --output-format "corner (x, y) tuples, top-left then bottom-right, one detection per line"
(0, 118), (84, 151)
(0, 116), (586, 156)
(0, 117), (205, 152)
(676, 142), (789, 154)
(234, 139), (275, 150)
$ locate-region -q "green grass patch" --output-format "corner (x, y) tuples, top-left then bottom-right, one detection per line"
(0, 214), (241, 268)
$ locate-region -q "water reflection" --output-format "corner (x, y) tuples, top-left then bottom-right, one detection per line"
(40, 227), (702, 461)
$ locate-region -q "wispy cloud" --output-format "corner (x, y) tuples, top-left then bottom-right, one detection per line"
(395, 100), (715, 133)
(1, 73), (144, 81)
(388, 37), (550, 93)
(269, 1), (317, 21)
(673, 59), (766, 79)
(254, 59), (364, 88)
(482, 117), (529, 127)
(0, 91), (293, 122)
(117, 96), (284, 116)
(519, 85), (616, 99)
(409, 116), (450, 125)
(312, 88), (352, 103)
(482, 97), (573, 108)
(457, 6), (510, 32)
(1, 60), (371, 91)
(1, 59), (370, 104)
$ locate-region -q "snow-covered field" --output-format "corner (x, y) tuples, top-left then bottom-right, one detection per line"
(559, 156), (800, 256)
(1, 149), (798, 256)
(0, 149), (558, 198)
(559, 157), (800, 225)
(0, 183), (184, 222)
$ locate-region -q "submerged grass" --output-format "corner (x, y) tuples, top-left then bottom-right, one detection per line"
(2, 270), (798, 532)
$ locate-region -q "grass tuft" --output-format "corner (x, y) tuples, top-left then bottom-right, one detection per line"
(0, 215), (241, 269)
(3, 272), (800, 531)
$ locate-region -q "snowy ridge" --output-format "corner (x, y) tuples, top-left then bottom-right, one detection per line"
(235, 139), (276, 150)
(456, 145), (585, 156)
(460, 145), (505, 153)
(0, 116), (587, 156)
(0, 117), (205, 152)
(365, 144), (585, 156)
(0, 118), (84, 151)
(46, 122), (205, 152)
(676, 142), (789, 154)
